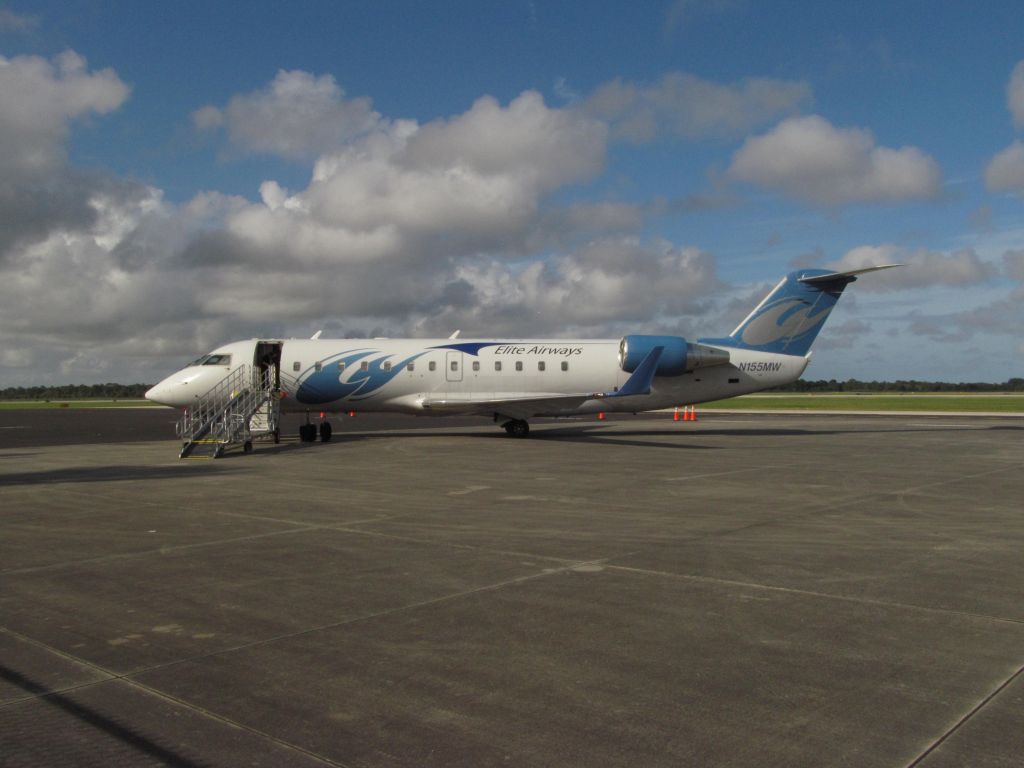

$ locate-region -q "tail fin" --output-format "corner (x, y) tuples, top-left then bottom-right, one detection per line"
(700, 265), (899, 356)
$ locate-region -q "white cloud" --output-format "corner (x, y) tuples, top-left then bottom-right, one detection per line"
(1009, 61), (1024, 129)
(727, 115), (943, 205)
(984, 140), (1024, 193)
(830, 244), (996, 290)
(216, 90), (607, 270)
(0, 50), (130, 177)
(664, 0), (745, 35)
(193, 69), (381, 159)
(2, 76), (629, 384)
(403, 92), (606, 192)
(585, 71), (810, 143)
(0, 51), (134, 258)
(0, 9), (37, 31)
(906, 287), (1024, 344)
(982, 63), (1024, 195)
(1003, 249), (1024, 281)
(0, 59), (966, 387)
(414, 239), (723, 337)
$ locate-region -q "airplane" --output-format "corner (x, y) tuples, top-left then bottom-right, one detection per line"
(145, 264), (897, 440)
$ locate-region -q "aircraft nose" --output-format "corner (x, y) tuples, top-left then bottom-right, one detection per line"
(145, 381), (173, 406)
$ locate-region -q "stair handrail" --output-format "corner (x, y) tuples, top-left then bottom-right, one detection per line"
(176, 364), (284, 450)
(177, 366), (256, 439)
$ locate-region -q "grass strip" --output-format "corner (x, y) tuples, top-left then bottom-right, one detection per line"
(704, 394), (1024, 413)
(0, 400), (161, 410)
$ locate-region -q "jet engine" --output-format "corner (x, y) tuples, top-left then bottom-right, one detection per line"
(618, 335), (730, 377)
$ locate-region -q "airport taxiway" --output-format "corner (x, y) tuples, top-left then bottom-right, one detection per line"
(1, 409), (1023, 766)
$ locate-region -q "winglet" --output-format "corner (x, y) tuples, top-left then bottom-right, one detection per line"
(606, 345), (663, 398)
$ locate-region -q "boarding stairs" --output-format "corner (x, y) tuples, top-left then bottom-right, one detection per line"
(177, 365), (280, 459)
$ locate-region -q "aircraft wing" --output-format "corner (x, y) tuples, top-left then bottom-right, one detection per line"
(419, 392), (594, 420)
(419, 345), (665, 419)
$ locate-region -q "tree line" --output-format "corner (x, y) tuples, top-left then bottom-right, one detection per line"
(770, 378), (1024, 393)
(0, 383), (153, 400)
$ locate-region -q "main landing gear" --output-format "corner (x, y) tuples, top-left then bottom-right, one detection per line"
(502, 419), (530, 438)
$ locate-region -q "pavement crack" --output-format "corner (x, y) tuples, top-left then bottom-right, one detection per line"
(115, 554), (625, 681)
(1, 525), (322, 576)
(905, 663), (1024, 767)
(0, 627), (350, 767)
(603, 565), (1024, 627)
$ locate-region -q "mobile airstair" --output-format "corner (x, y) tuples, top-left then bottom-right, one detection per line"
(176, 365), (280, 459)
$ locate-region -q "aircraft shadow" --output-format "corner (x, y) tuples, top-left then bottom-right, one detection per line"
(319, 420), (1014, 446)
(174, 420), (1024, 460)
(323, 425), (719, 451)
(0, 663), (203, 767)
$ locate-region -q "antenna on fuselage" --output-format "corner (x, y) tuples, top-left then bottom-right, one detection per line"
(310, 330), (323, 340)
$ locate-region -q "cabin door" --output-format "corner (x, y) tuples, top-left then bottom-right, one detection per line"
(445, 351), (463, 383)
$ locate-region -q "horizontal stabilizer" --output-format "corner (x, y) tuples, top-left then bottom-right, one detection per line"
(798, 264), (902, 286)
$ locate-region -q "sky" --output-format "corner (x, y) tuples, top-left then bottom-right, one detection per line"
(1, 0), (1023, 386)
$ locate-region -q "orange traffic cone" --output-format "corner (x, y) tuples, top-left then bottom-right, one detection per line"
(598, 412), (606, 420)
(673, 407), (680, 422)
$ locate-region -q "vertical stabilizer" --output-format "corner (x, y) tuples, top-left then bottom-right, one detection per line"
(700, 265), (899, 356)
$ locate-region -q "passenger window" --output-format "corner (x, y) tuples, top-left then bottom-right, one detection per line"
(384, 361), (392, 372)
(314, 361), (322, 372)
(538, 361), (546, 372)
(472, 361), (480, 371)
(293, 361), (301, 372)
(515, 361), (523, 372)
(450, 360), (458, 371)
(495, 361), (502, 372)
(407, 363), (415, 372)
(360, 361), (369, 372)
(338, 362), (346, 372)
(561, 361), (569, 372)
(429, 361), (437, 372)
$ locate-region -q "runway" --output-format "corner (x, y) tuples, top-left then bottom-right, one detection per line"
(2, 409), (1023, 766)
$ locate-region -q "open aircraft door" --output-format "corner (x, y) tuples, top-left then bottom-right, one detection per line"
(255, 341), (283, 390)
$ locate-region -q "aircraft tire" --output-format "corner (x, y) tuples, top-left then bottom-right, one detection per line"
(319, 422), (332, 442)
(299, 424), (317, 442)
(505, 419), (530, 438)
(243, 440), (253, 454)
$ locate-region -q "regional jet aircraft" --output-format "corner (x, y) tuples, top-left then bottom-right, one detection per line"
(146, 265), (895, 440)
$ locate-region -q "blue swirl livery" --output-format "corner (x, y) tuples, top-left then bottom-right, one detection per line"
(296, 349), (425, 405)
(700, 268), (863, 356)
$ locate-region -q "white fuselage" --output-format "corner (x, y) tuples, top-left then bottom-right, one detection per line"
(145, 337), (809, 418)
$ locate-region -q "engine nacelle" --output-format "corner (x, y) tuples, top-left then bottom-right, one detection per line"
(618, 335), (730, 377)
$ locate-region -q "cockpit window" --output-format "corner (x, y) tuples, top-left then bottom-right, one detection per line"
(203, 354), (232, 366)
(189, 355), (210, 367)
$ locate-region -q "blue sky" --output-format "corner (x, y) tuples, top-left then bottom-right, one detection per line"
(1, 0), (1023, 385)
